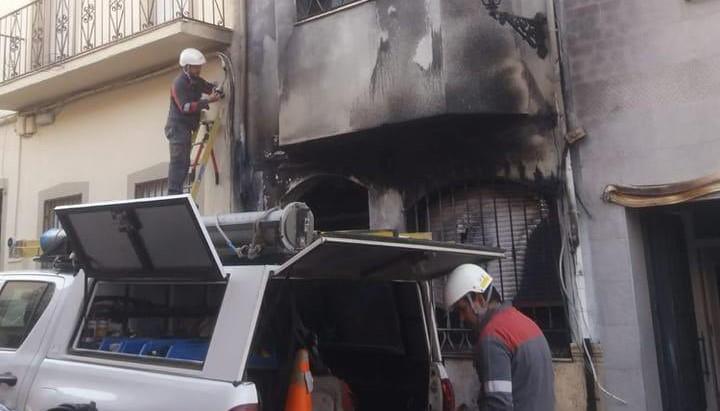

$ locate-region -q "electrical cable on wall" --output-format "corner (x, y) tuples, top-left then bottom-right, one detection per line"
(216, 51), (242, 212)
(557, 197), (628, 406)
(217, 52), (235, 142)
(0, 118), (8, 175)
(549, 0), (625, 402)
(194, 52), (237, 211)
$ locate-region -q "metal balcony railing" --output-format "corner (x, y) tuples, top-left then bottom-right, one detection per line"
(0, 0), (227, 83)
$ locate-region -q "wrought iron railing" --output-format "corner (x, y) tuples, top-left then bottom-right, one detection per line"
(0, 0), (227, 83)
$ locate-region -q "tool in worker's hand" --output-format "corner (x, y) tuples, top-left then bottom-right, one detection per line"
(211, 82), (226, 99)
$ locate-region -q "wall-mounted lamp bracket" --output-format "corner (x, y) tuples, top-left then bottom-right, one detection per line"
(482, 0), (549, 59)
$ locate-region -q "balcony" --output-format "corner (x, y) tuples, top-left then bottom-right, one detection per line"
(0, 0), (232, 111)
(276, 0), (554, 146)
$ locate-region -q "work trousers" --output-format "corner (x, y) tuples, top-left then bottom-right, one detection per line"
(165, 124), (194, 195)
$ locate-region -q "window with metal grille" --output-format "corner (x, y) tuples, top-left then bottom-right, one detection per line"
(406, 182), (571, 358)
(296, 0), (364, 21)
(43, 194), (82, 232)
(134, 178), (168, 199)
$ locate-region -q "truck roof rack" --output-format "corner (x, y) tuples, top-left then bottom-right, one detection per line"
(35, 199), (316, 272)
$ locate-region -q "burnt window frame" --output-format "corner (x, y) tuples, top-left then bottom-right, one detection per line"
(406, 181), (572, 359)
(295, 0), (369, 22)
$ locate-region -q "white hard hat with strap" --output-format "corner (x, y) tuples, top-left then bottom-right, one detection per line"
(444, 264), (495, 309)
(179, 48), (207, 67)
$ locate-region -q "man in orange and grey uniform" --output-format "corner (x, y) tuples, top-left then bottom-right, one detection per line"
(445, 264), (555, 411)
(165, 48), (222, 195)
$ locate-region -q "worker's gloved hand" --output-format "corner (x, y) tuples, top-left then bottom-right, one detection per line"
(210, 81), (225, 100)
(208, 90), (223, 103)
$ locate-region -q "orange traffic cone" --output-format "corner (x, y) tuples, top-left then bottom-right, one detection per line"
(285, 348), (313, 411)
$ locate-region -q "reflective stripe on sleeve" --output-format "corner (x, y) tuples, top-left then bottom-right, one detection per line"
(484, 380), (512, 393)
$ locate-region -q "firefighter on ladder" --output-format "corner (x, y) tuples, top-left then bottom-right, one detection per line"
(165, 48), (223, 195)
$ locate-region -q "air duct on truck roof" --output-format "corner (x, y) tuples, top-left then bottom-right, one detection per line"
(202, 202), (315, 262)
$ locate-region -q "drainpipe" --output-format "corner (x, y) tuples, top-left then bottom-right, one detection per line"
(0, 114), (20, 267)
(12, 131), (22, 253)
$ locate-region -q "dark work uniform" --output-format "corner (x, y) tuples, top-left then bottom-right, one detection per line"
(474, 304), (555, 411)
(165, 71), (214, 195)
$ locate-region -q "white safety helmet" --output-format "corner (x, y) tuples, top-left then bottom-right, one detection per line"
(444, 264), (494, 309)
(179, 48), (206, 67)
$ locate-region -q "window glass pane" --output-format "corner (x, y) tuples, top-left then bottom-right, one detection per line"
(76, 282), (225, 365)
(0, 281), (54, 349)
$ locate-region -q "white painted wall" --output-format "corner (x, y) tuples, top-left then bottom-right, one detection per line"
(0, 60), (233, 270)
(562, 0), (720, 409)
(0, 1), (23, 16)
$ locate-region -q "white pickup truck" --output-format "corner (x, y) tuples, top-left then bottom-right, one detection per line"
(0, 196), (503, 411)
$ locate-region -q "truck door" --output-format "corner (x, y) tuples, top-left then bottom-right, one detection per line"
(0, 275), (62, 411)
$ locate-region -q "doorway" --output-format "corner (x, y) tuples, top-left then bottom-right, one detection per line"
(693, 248), (720, 411)
(642, 200), (720, 411)
(642, 210), (706, 411)
(683, 200), (720, 411)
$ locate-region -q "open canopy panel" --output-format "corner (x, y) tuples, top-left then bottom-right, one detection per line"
(55, 195), (225, 281)
(274, 233), (504, 281)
